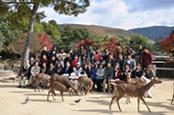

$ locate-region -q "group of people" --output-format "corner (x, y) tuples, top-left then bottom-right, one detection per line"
(18, 43), (154, 98)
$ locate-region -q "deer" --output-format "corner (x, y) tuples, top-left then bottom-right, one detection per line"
(77, 75), (93, 95)
(109, 77), (162, 112)
(34, 73), (51, 92)
(47, 80), (75, 102)
(113, 76), (146, 104)
(50, 74), (79, 95)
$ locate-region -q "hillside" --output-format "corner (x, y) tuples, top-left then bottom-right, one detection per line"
(58, 24), (155, 43)
(58, 24), (134, 39)
(129, 26), (174, 40)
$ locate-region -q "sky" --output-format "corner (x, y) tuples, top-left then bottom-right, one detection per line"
(40, 0), (174, 30)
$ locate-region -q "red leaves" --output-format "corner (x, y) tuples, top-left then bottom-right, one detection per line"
(75, 38), (116, 51)
(101, 38), (116, 52)
(36, 33), (53, 51)
(75, 38), (94, 49)
(160, 32), (174, 55)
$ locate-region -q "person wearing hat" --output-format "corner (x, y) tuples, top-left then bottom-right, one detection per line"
(73, 61), (82, 77)
(139, 46), (152, 70)
(70, 61), (82, 89)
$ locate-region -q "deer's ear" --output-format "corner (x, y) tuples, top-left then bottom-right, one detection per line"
(151, 77), (154, 79)
(135, 76), (138, 79)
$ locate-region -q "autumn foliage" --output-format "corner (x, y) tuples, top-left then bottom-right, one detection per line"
(75, 38), (116, 51)
(6, 33), (53, 56)
(75, 38), (95, 49)
(160, 32), (174, 56)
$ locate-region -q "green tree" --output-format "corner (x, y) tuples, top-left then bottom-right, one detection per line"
(129, 34), (153, 52)
(0, 0), (90, 72)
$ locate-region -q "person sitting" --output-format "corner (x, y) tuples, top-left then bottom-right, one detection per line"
(95, 64), (105, 92)
(141, 65), (155, 98)
(103, 62), (114, 93)
(62, 61), (73, 78)
(29, 61), (40, 88)
(131, 63), (142, 78)
(71, 54), (79, 68)
(47, 63), (55, 76)
(121, 63), (131, 81)
(29, 56), (35, 67)
(40, 62), (47, 74)
(83, 64), (90, 77)
(55, 62), (63, 75)
(111, 63), (122, 82)
(70, 62), (82, 89)
(123, 53), (136, 71)
(18, 60), (31, 88)
(88, 63), (98, 80)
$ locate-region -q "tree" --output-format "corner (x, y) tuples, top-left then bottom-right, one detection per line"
(0, 31), (5, 52)
(129, 34), (152, 52)
(160, 32), (174, 56)
(0, 0), (90, 73)
(6, 33), (53, 57)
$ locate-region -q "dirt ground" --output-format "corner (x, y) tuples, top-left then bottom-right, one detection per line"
(0, 77), (174, 115)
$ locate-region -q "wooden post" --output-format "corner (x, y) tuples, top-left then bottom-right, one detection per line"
(152, 64), (156, 76)
(171, 83), (174, 104)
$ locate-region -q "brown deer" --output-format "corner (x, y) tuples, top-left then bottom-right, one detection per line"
(47, 81), (75, 102)
(113, 77), (146, 104)
(109, 77), (162, 112)
(77, 75), (93, 95)
(34, 73), (51, 92)
(50, 74), (78, 95)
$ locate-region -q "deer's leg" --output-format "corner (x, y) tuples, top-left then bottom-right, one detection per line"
(79, 84), (83, 95)
(116, 94), (124, 112)
(139, 97), (151, 112)
(51, 90), (56, 101)
(137, 98), (140, 112)
(109, 95), (117, 110)
(126, 96), (131, 104)
(60, 92), (64, 102)
(47, 89), (51, 101)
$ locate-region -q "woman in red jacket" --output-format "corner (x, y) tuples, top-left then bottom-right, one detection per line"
(71, 54), (79, 68)
(111, 63), (122, 82)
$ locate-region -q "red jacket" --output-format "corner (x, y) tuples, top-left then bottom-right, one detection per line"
(112, 69), (122, 79)
(71, 59), (79, 68)
(141, 52), (152, 67)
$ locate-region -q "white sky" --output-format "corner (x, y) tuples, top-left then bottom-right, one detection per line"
(40, 0), (174, 30)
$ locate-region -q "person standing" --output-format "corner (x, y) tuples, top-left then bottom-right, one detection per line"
(139, 46), (153, 70)
(103, 62), (114, 93)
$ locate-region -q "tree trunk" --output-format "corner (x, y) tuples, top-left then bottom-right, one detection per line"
(19, 2), (40, 74)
